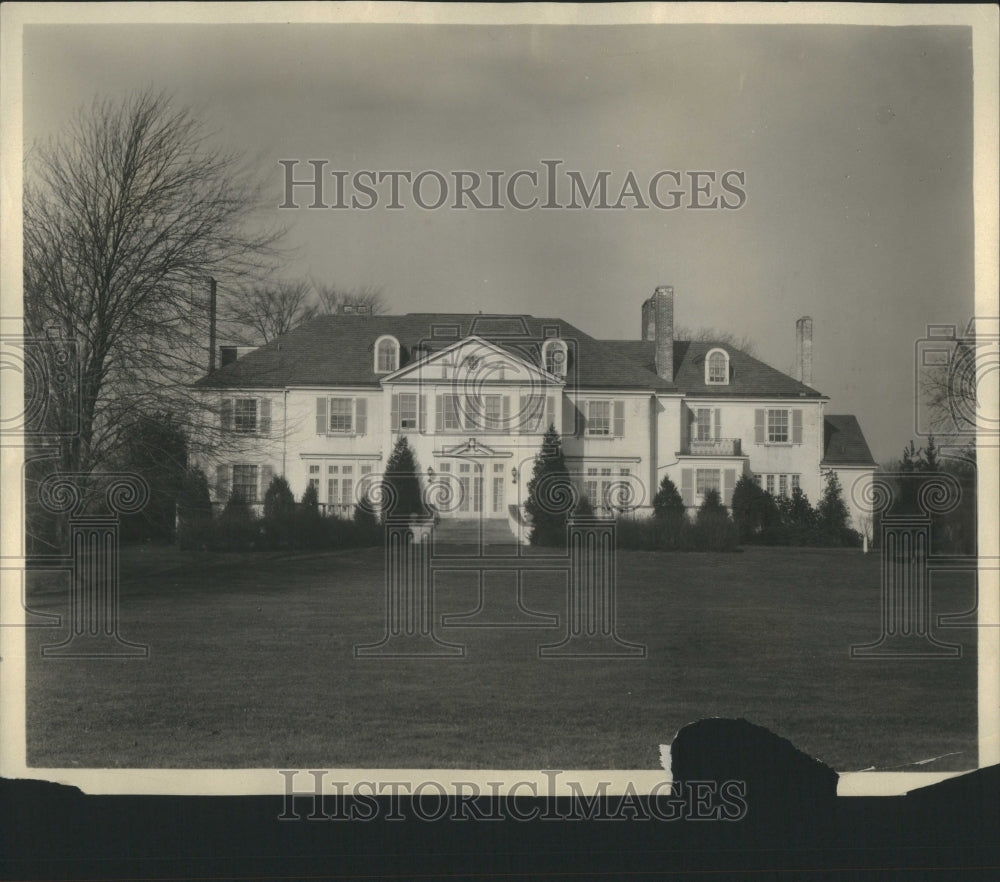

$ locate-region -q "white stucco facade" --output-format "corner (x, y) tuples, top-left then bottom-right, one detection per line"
(194, 291), (876, 530)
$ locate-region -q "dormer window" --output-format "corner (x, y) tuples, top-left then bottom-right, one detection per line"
(542, 339), (568, 377)
(375, 335), (399, 374)
(706, 348), (729, 385)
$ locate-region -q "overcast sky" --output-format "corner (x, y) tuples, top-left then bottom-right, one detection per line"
(22, 22), (975, 462)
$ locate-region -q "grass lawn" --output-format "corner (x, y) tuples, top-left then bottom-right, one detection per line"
(24, 541), (977, 771)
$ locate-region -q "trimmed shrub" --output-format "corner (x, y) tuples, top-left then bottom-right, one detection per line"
(211, 489), (259, 552)
(816, 471), (860, 547)
(652, 475), (685, 519)
(296, 482), (325, 548)
(176, 467), (213, 550)
(525, 425), (573, 546)
(382, 436), (427, 521)
(353, 493), (382, 546)
(262, 475), (296, 550)
(693, 489), (739, 551)
(731, 475), (769, 542)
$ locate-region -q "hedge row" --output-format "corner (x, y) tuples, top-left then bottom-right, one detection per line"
(176, 472), (381, 553)
(616, 489), (739, 552)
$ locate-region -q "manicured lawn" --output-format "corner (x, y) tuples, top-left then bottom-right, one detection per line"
(25, 542), (977, 771)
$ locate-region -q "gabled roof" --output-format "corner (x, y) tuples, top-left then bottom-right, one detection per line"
(597, 339), (824, 399)
(195, 313), (676, 392)
(822, 415), (877, 466)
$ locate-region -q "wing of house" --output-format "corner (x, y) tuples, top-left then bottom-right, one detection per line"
(192, 288), (877, 528)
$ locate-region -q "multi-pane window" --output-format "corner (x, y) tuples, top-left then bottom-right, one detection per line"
(584, 467), (599, 507)
(695, 408), (712, 441)
(708, 351), (727, 383)
(377, 339), (398, 372)
(620, 468), (631, 476)
(587, 401), (611, 436)
(458, 462), (471, 513)
(327, 465), (339, 507)
(484, 395), (502, 430)
(760, 473), (799, 497)
(696, 468), (720, 495)
(328, 398), (353, 433)
(308, 464), (320, 494)
(399, 393), (418, 430)
(360, 464), (373, 475)
(767, 409), (789, 443)
(233, 398), (257, 433)
(492, 464), (504, 513)
(600, 468), (613, 510)
(440, 395), (461, 431)
(232, 465), (258, 503)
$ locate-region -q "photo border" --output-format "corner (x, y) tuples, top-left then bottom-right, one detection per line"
(1, 0), (997, 800)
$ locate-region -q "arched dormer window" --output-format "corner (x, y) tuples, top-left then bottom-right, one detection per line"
(375, 335), (399, 374)
(706, 348), (729, 385)
(542, 339), (568, 378)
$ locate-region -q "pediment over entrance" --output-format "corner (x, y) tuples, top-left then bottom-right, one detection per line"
(437, 437), (511, 458)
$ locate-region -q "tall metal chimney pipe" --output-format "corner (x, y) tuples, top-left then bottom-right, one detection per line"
(208, 278), (217, 373)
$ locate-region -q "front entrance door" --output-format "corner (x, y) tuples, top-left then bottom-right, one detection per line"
(437, 459), (507, 519)
(452, 460), (483, 518)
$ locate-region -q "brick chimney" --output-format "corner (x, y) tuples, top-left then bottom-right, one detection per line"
(795, 316), (813, 386)
(651, 285), (674, 382)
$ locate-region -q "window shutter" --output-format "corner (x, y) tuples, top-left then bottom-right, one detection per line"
(390, 394), (399, 432)
(792, 409), (803, 444)
(714, 408), (721, 441)
(435, 395), (443, 432)
(681, 468), (693, 507)
(613, 400), (625, 437)
(215, 464), (230, 501)
(754, 409), (765, 444)
(518, 394), (527, 434)
(355, 398), (367, 435)
(260, 464), (273, 499)
(419, 395), (426, 432)
(316, 397), (327, 434)
(502, 395), (510, 431)
(259, 398), (271, 436)
(221, 398), (232, 431)
(723, 469), (736, 506)
(546, 395), (555, 433)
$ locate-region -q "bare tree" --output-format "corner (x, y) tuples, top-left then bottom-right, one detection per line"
(313, 282), (388, 316)
(221, 280), (317, 345)
(919, 332), (980, 450)
(674, 325), (757, 356)
(23, 90), (281, 488)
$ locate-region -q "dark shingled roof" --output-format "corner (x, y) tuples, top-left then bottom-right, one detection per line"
(195, 313), (677, 392)
(822, 415), (876, 466)
(598, 339), (825, 399)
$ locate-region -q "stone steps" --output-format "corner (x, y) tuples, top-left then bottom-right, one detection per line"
(433, 518), (518, 546)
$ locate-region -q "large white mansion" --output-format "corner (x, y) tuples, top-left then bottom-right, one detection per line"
(193, 286), (876, 528)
